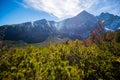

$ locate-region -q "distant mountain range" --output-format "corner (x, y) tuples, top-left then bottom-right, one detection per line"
(0, 10), (120, 43)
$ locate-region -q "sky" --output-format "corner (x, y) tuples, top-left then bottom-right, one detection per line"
(0, 0), (120, 26)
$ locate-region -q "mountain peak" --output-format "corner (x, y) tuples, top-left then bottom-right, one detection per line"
(76, 10), (92, 17)
(99, 12), (114, 17)
(81, 10), (88, 14)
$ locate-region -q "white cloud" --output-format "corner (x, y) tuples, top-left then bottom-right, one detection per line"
(15, 0), (29, 8)
(89, 0), (120, 16)
(23, 0), (120, 19)
(24, 0), (96, 19)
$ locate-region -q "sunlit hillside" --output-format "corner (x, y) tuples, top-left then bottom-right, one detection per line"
(0, 31), (120, 80)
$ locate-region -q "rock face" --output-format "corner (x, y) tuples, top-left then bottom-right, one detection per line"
(0, 10), (120, 43)
(97, 12), (120, 30)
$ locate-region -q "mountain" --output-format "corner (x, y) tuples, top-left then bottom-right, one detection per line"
(0, 19), (57, 43)
(97, 12), (120, 30)
(57, 10), (97, 39)
(0, 10), (120, 43)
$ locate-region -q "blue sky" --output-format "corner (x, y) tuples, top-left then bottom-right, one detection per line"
(0, 0), (58, 26)
(0, 0), (120, 26)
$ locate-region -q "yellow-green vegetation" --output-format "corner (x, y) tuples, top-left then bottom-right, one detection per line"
(0, 31), (120, 80)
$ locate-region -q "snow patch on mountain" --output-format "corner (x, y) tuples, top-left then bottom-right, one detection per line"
(105, 27), (114, 32)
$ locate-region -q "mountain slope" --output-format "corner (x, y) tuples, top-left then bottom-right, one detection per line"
(97, 12), (120, 30)
(57, 10), (97, 39)
(0, 19), (57, 43)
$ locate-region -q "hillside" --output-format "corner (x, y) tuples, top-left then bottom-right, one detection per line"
(0, 31), (120, 80)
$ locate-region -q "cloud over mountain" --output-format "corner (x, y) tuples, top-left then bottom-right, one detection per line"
(23, 0), (120, 19)
(24, 0), (96, 19)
